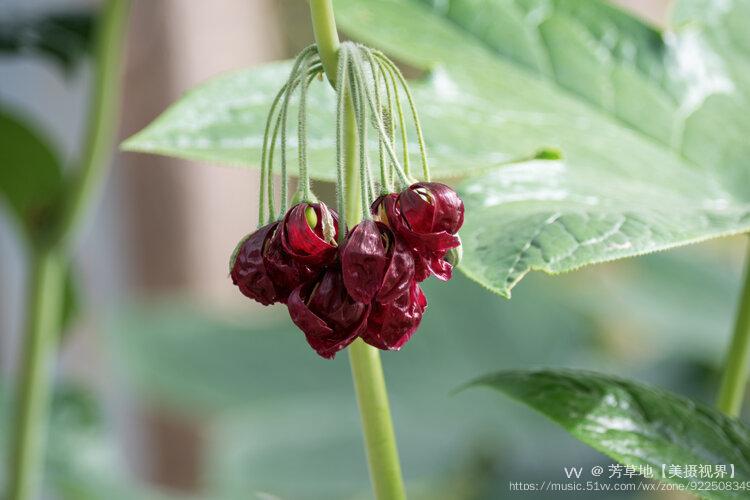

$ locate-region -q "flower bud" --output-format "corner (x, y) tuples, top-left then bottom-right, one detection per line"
(444, 235), (462, 268)
(399, 182), (464, 235)
(230, 223), (279, 306)
(371, 187), (461, 282)
(281, 202), (339, 267)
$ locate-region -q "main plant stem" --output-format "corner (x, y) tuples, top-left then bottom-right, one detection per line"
(7, 251), (64, 500)
(309, 1), (406, 498)
(7, 2), (129, 499)
(716, 239), (750, 417)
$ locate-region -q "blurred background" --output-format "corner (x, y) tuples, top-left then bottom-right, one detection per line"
(1, 0), (747, 499)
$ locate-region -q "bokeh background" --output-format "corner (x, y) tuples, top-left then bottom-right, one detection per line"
(1, 0), (746, 498)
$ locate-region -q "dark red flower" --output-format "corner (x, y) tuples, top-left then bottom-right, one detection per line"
(376, 227), (416, 303)
(362, 281), (427, 350)
(340, 220), (415, 303)
(281, 202), (339, 266)
(287, 265), (369, 359)
(400, 182), (464, 235)
(230, 223), (278, 306)
(264, 225), (317, 302)
(372, 184), (463, 281)
(340, 220), (387, 302)
(231, 222), (317, 305)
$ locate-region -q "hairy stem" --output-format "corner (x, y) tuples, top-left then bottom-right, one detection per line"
(309, 3), (406, 499)
(716, 239), (750, 416)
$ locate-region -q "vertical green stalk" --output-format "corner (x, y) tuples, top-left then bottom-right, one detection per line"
(309, 2), (406, 499)
(309, 0), (340, 86)
(348, 338), (406, 500)
(7, 250), (64, 500)
(716, 239), (750, 417)
(7, 2), (130, 499)
(56, 0), (131, 246)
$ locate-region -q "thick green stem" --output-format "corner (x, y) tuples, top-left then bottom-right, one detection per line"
(309, 0), (340, 86)
(7, 251), (65, 500)
(348, 339), (406, 500)
(716, 239), (750, 416)
(7, 2), (130, 499)
(309, 2), (406, 498)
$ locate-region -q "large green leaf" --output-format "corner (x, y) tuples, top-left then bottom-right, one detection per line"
(122, 0), (750, 297)
(0, 109), (64, 239)
(121, 60), (547, 180)
(332, 0), (750, 296)
(472, 369), (750, 499)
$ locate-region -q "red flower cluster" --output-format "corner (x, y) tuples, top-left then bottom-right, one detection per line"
(231, 183), (464, 358)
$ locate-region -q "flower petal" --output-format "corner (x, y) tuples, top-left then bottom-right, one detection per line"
(282, 203), (339, 266)
(264, 225), (316, 303)
(411, 182), (464, 235)
(230, 223), (279, 306)
(341, 220), (389, 302)
(363, 281), (427, 350)
(290, 267), (368, 359)
(376, 230), (415, 303)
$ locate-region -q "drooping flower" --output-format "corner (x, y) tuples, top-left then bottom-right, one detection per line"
(263, 224), (317, 303)
(399, 182), (464, 236)
(230, 223), (279, 306)
(340, 220), (415, 304)
(281, 202), (339, 266)
(231, 222), (317, 305)
(287, 265), (369, 359)
(362, 280), (427, 350)
(372, 182), (464, 281)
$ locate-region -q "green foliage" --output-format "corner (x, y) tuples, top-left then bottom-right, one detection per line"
(121, 61), (544, 180)
(334, 0), (750, 297)
(61, 268), (81, 335)
(105, 275), (600, 498)
(0, 382), (183, 500)
(472, 369), (750, 499)
(122, 0), (750, 297)
(107, 259), (730, 499)
(0, 110), (64, 241)
(0, 10), (95, 72)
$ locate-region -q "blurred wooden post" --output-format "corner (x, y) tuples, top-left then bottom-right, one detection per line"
(119, 0), (284, 491)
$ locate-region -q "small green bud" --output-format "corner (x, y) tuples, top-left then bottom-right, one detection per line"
(445, 235), (462, 268)
(304, 206), (318, 229)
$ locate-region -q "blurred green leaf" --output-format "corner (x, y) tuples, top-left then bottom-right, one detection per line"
(60, 266), (81, 336)
(472, 369), (750, 499)
(0, 382), (187, 500)
(0, 109), (63, 240)
(106, 274), (629, 499)
(554, 243), (742, 365)
(0, 11), (94, 72)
